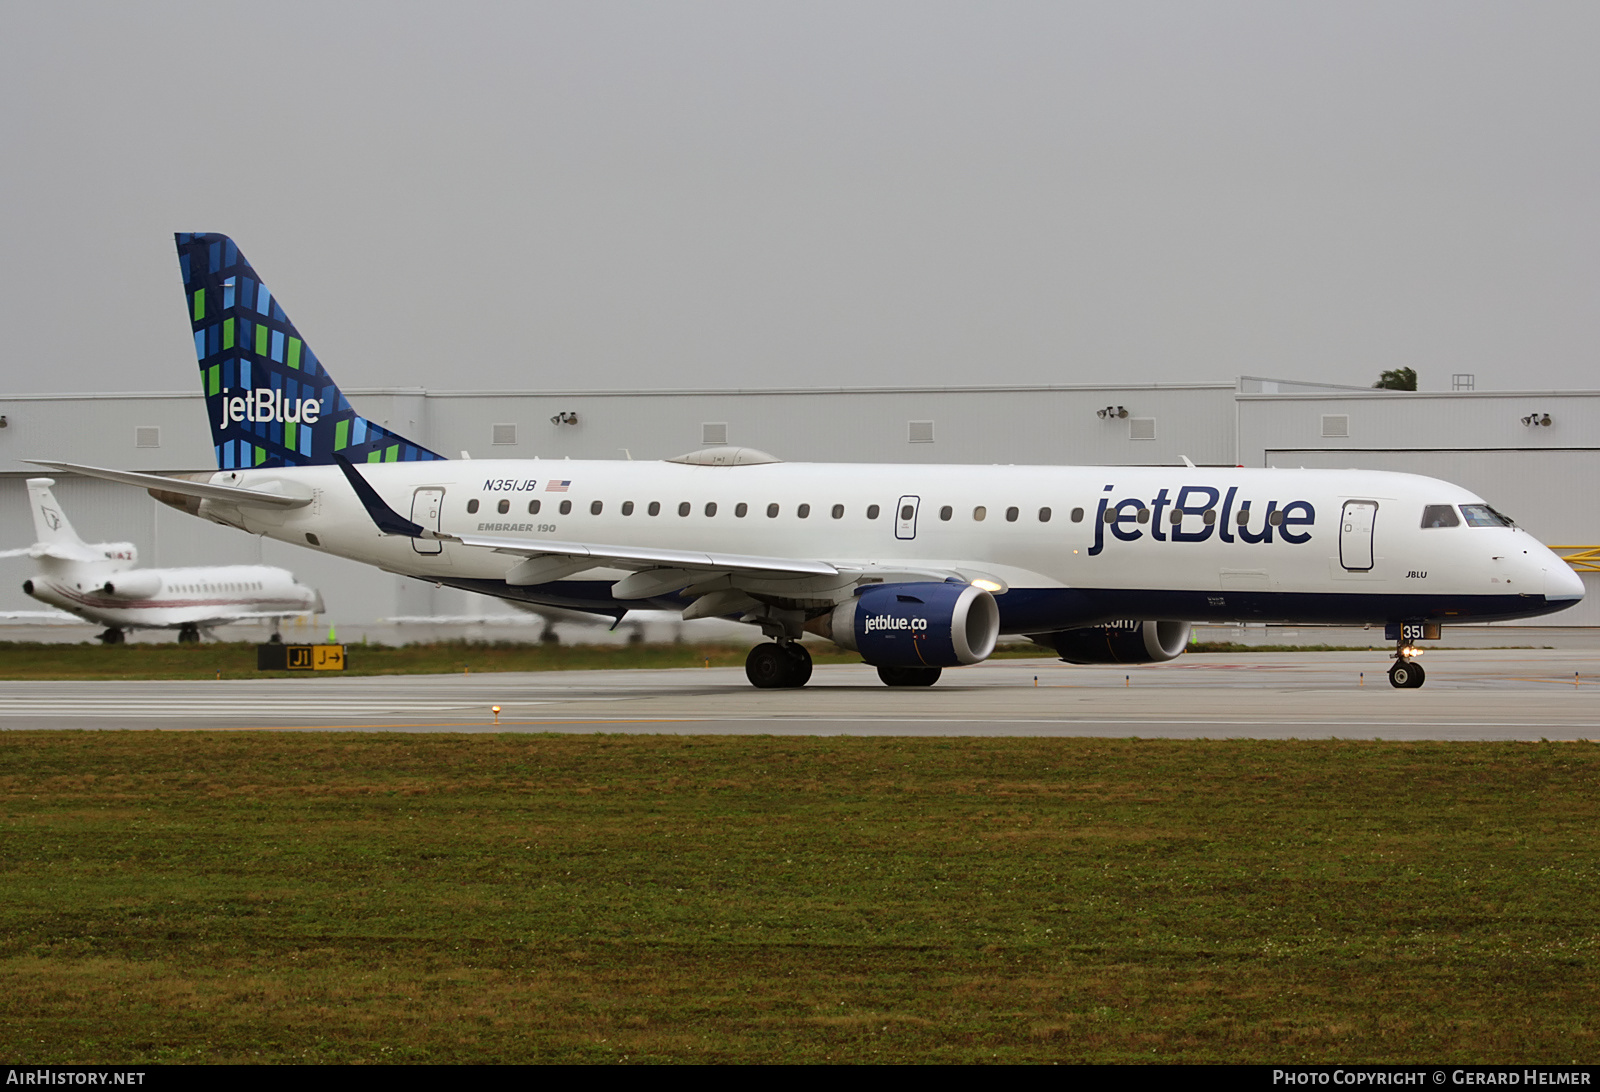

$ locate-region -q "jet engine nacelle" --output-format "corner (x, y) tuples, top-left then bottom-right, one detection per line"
(101, 572), (164, 599)
(1031, 619), (1191, 664)
(822, 582), (1000, 667)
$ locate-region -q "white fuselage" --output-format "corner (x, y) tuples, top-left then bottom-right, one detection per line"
(182, 459), (1584, 632)
(26, 559), (320, 632)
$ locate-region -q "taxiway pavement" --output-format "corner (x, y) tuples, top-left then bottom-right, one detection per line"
(3, 649), (1599, 739)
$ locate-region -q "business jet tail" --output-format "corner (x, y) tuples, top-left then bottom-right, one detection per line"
(25, 478), (88, 549)
(174, 233), (446, 470)
(14, 478), (108, 563)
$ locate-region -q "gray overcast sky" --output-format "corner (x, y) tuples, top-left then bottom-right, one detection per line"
(2, 1), (1596, 396)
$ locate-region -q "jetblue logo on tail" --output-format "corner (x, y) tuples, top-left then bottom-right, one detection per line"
(218, 388), (322, 427)
(176, 233), (446, 469)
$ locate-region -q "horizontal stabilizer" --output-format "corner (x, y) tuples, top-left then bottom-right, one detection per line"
(27, 462), (311, 509)
(0, 542), (106, 563)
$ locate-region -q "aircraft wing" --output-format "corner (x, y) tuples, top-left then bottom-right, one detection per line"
(0, 610), (87, 624)
(28, 462), (312, 509)
(451, 531), (839, 577)
(216, 610), (320, 620)
(173, 610), (321, 628)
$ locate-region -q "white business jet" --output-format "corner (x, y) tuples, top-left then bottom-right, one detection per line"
(3, 477), (323, 643)
(34, 234), (1584, 684)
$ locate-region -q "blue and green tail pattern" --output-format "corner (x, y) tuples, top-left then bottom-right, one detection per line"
(176, 233), (446, 469)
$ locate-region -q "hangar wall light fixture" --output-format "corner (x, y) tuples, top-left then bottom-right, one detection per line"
(1097, 406), (1128, 420)
(550, 412), (579, 426)
(1521, 412), (1553, 427)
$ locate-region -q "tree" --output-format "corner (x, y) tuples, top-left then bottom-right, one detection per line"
(1373, 367), (1417, 391)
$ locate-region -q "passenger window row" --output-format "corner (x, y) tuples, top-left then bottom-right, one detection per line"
(455, 496), (1519, 533)
(463, 498), (1097, 523)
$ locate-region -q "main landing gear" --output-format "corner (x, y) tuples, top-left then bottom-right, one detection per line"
(177, 625), (201, 644)
(1387, 641), (1426, 689)
(97, 627), (125, 645)
(746, 642), (813, 689)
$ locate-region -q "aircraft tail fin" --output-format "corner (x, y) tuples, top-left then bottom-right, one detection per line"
(24, 478), (87, 549)
(174, 233), (447, 469)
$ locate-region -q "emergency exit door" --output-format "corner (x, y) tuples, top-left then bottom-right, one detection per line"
(895, 495), (920, 540)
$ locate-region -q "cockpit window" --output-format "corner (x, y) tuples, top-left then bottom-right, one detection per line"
(1460, 504), (1515, 528)
(1420, 505), (1460, 528)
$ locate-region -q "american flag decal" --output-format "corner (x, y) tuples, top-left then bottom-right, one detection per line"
(545, 480), (571, 492)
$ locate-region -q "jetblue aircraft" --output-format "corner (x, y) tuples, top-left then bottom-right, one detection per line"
(3, 477), (323, 643)
(37, 234), (1585, 685)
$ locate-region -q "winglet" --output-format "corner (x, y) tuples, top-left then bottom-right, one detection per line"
(333, 454), (426, 537)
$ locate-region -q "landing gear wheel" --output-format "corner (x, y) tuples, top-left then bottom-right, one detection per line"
(745, 642), (812, 689)
(1388, 661), (1425, 689)
(177, 626), (201, 644)
(783, 642), (813, 688)
(876, 664), (942, 687)
(98, 628), (124, 645)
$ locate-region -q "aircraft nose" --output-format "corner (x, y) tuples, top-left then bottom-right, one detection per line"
(1545, 555), (1586, 603)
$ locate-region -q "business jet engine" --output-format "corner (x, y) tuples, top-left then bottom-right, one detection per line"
(814, 582), (1000, 667)
(1030, 619), (1191, 664)
(101, 572), (165, 599)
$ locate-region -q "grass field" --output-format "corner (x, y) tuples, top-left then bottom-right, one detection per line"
(3, 732), (1597, 1063)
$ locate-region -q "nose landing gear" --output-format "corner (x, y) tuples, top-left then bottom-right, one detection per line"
(1388, 659), (1425, 688)
(1387, 641), (1426, 688)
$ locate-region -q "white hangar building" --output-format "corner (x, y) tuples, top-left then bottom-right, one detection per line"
(1, 375), (1596, 630)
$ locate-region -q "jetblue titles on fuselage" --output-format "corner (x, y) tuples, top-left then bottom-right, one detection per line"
(1089, 484), (1316, 555)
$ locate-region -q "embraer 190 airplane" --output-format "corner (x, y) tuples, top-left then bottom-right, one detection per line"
(37, 234), (1585, 685)
(3, 477), (323, 643)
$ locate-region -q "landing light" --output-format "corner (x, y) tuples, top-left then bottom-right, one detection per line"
(970, 578), (1004, 593)
(1400, 646), (1422, 659)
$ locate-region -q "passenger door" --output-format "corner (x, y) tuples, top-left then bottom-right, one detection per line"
(411, 488), (445, 555)
(1339, 500), (1377, 571)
